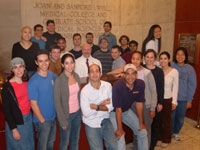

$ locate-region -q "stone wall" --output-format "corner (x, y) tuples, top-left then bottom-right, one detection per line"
(0, 0), (176, 71)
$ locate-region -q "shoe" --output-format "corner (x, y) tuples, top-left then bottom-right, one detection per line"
(156, 140), (162, 146)
(173, 134), (181, 141)
(160, 143), (169, 148)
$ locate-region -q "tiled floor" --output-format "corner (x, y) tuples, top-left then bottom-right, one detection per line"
(126, 118), (200, 150)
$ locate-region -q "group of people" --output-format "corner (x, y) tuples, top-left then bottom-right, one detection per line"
(1, 19), (197, 150)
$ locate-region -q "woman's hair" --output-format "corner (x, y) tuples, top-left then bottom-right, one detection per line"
(132, 51), (143, 59)
(7, 68), (29, 81)
(142, 24), (161, 55)
(159, 51), (171, 66)
(61, 53), (75, 64)
(144, 49), (157, 59)
(119, 35), (130, 44)
(173, 47), (188, 64)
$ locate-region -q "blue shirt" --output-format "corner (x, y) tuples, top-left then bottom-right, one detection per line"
(31, 37), (46, 50)
(112, 78), (145, 112)
(171, 62), (197, 102)
(28, 71), (56, 122)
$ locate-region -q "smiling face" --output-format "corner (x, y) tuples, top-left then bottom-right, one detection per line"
(100, 39), (109, 50)
(176, 50), (186, 65)
(124, 68), (137, 88)
(154, 27), (162, 39)
(86, 34), (93, 44)
(12, 64), (25, 78)
(34, 26), (43, 38)
(88, 64), (101, 83)
(103, 23), (111, 33)
(21, 26), (32, 41)
(46, 23), (55, 33)
(131, 52), (143, 68)
(50, 48), (61, 62)
(144, 51), (156, 66)
(159, 54), (170, 68)
(57, 39), (66, 51)
(111, 48), (121, 60)
(62, 56), (75, 73)
(35, 54), (49, 72)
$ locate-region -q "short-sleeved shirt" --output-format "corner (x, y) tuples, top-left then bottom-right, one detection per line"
(28, 71), (56, 123)
(112, 78), (145, 112)
(31, 36), (46, 50)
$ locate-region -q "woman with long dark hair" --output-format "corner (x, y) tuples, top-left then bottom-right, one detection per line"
(2, 57), (34, 150)
(142, 24), (162, 55)
(54, 53), (82, 150)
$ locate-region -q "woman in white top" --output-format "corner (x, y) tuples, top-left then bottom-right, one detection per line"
(142, 24), (162, 55)
(158, 51), (179, 148)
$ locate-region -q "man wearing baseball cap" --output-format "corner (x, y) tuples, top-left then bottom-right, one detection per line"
(110, 63), (148, 150)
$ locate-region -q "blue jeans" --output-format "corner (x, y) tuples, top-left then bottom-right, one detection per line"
(85, 118), (117, 150)
(172, 101), (187, 134)
(34, 119), (56, 150)
(110, 109), (148, 150)
(59, 109), (81, 150)
(5, 113), (34, 150)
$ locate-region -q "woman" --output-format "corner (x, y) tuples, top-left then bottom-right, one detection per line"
(54, 53), (82, 150)
(131, 51), (157, 149)
(142, 24), (162, 55)
(143, 49), (164, 150)
(12, 26), (40, 78)
(171, 47), (197, 141)
(2, 57), (34, 150)
(158, 51), (178, 147)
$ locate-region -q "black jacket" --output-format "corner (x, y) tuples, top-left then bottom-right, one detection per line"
(1, 82), (24, 130)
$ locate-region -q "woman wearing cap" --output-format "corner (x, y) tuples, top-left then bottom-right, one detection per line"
(54, 53), (81, 150)
(1, 57), (34, 150)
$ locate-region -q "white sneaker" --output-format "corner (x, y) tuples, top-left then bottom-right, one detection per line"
(172, 134), (181, 141)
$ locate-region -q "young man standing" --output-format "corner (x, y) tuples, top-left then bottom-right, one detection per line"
(85, 32), (100, 55)
(28, 50), (57, 150)
(80, 64), (117, 150)
(43, 20), (62, 50)
(49, 44), (62, 76)
(98, 21), (117, 50)
(69, 33), (82, 59)
(31, 24), (46, 50)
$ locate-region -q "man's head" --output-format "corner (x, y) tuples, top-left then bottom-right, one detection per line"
(103, 21), (112, 33)
(57, 37), (67, 51)
(33, 24), (43, 38)
(88, 64), (101, 83)
(119, 35), (130, 46)
(35, 50), (50, 72)
(73, 33), (81, 47)
(46, 20), (55, 34)
(49, 45), (61, 62)
(111, 45), (121, 60)
(99, 38), (109, 51)
(123, 64), (137, 87)
(129, 40), (138, 52)
(82, 43), (92, 58)
(86, 32), (94, 45)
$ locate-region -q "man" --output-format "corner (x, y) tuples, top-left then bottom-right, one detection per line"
(69, 33), (82, 59)
(48, 44), (62, 76)
(122, 40), (138, 64)
(93, 38), (113, 74)
(28, 50), (57, 150)
(119, 35), (130, 55)
(110, 63), (148, 150)
(85, 32), (100, 55)
(75, 43), (101, 78)
(31, 24), (46, 50)
(98, 21), (117, 50)
(111, 45), (126, 70)
(43, 20), (62, 50)
(80, 64), (117, 150)
(57, 37), (67, 58)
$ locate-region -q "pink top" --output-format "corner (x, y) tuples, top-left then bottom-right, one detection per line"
(10, 82), (31, 115)
(69, 82), (80, 113)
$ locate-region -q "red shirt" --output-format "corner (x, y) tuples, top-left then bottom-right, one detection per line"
(10, 82), (31, 115)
